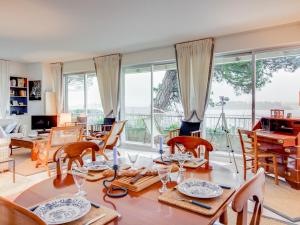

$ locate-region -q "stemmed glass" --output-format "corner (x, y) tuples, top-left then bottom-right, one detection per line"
(178, 152), (187, 172)
(72, 165), (88, 196)
(128, 154), (139, 169)
(157, 166), (171, 193)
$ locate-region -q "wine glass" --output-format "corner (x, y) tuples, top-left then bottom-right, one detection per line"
(128, 154), (139, 169)
(157, 166), (171, 193)
(178, 152), (187, 172)
(72, 165), (88, 196)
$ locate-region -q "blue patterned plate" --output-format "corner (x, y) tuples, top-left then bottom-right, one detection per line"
(177, 179), (223, 199)
(34, 197), (91, 224)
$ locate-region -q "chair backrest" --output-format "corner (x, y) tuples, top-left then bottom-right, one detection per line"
(0, 197), (46, 225)
(238, 129), (259, 160)
(167, 136), (213, 158)
(106, 120), (127, 146)
(232, 168), (265, 225)
(54, 141), (99, 176)
(179, 121), (201, 136)
(103, 117), (116, 125)
(48, 126), (82, 147)
(143, 117), (161, 137)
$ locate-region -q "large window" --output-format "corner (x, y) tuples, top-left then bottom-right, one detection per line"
(206, 47), (300, 153)
(65, 73), (103, 124)
(123, 62), (182, 147)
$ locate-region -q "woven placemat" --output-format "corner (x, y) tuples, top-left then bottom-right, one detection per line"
(67, 170), (105, 182)
(64, 205), (119, 225)
(154, 158), (207, 169)
(158, 188), (235, 216)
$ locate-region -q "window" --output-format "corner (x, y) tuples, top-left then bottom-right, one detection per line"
(123, 62), (182, 147)
(205, 53), (253, 152)
(206, 47), (300, 153)
(64, 73), (103, 124)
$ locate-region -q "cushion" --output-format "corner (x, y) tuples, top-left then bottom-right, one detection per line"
(4, 122), (17, 134)
(12, 123), (21, 133)
(103, 117), (116, 125)
(179, 121), (201, 136)
(0, 127), (7, 138)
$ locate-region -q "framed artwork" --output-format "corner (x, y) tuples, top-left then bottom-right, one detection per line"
(29, 80), (42, 100)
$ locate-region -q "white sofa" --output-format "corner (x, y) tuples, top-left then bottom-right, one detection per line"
(0, 137), (10, 171)
(0, 118), (27, 138)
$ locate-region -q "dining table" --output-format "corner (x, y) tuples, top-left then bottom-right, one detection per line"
(14, 162), (238, 225)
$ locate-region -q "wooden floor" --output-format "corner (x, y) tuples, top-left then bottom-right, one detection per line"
(0, 147), (297, 225)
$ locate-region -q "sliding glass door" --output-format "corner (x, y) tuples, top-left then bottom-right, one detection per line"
(123, 62), (181, 148)
(255, 48), (300, 118)
(124, 66), (152, 145)
(205, 53), (253, 152)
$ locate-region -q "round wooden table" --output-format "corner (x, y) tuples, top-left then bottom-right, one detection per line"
(15, 163), (237, 225)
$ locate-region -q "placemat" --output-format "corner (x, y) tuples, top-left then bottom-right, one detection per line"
(67, 170), (105, 182)
(64, 205), (119, 225)
(158, 187), (235, 216)
(154, 157), (207, 168)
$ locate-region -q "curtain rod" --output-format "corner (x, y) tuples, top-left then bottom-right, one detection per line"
(93, 53), (121, 60)
(175, 37), (214, 46)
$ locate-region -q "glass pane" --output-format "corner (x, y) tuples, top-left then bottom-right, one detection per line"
(86, 73), (104, 124)
(124, 66), (151, 144)
(66, 74), (85, 119)
(255, 48), (300, 118)
(205, 54), (253, 153)
(153, 63), (183, 145)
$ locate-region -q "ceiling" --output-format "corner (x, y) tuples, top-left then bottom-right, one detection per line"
(1, 0), (300, 63)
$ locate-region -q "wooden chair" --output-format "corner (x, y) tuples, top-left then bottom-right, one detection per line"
(36, 126), (83, 177)
(232, 168), (266, 225)
(238, 129), (279, 185)
(167, 136), (213, 169)
(0, 196), (46, 225)
(169, 120), (202, 139)
(53, 141), (106, 176)
(88, 120), (127, 152)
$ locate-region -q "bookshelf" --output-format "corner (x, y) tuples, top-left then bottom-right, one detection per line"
(10, 76), (28, 115)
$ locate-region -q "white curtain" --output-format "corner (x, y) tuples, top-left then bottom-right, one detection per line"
(94, 54), (121, 118)
(0, 60), (9, 118)
(50, 62), (64, 114)
(176, 38), (214, 122)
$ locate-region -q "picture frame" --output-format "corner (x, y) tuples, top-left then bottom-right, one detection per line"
(29, 80), (42, 100)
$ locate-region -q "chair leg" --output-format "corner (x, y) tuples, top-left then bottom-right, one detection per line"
(219, 208), (228, 225)
(273, 156), (279, 185)
(243, 160), (247, 181)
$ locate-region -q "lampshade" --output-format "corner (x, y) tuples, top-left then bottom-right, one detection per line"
(59, 113), (72, 126)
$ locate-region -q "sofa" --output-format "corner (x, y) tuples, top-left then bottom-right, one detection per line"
(0, 137), (10, 171)
(0, 119), (27, 138)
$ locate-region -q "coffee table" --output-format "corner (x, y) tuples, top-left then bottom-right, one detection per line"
(10, 136), (48, 161)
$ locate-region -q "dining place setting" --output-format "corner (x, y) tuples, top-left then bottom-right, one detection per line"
(9, 136), (253, 225)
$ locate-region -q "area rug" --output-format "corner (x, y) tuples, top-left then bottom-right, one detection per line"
(264, 176), (300, 223)
(12, 148), (57, 176)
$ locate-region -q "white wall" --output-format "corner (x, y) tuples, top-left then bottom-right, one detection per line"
(63, 22), (300, 73)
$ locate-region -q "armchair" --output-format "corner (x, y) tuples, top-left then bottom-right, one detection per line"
(169, 121), (202, 139)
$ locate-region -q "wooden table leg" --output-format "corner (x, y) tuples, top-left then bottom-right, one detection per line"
(219, 208), (228, 225)
(31, 144), (38, 161)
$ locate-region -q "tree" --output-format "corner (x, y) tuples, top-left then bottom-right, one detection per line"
(214, 55), (300, 95)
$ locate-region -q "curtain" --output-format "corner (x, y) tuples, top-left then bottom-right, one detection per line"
(0, 60), (9, 118)
(175, 38), (214, 122)
(94, 54), (121, 118)
(50, 62), (64, 114)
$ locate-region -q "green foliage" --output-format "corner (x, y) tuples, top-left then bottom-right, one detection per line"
(214, 55), (300, 95)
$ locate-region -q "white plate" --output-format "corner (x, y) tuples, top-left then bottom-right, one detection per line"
(83, 161), (111, 171)
(177, 179), (223, 199)
(34, 197), (91, 224)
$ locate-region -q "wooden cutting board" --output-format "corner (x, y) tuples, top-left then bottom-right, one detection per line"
(112, 175), (161, 192)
